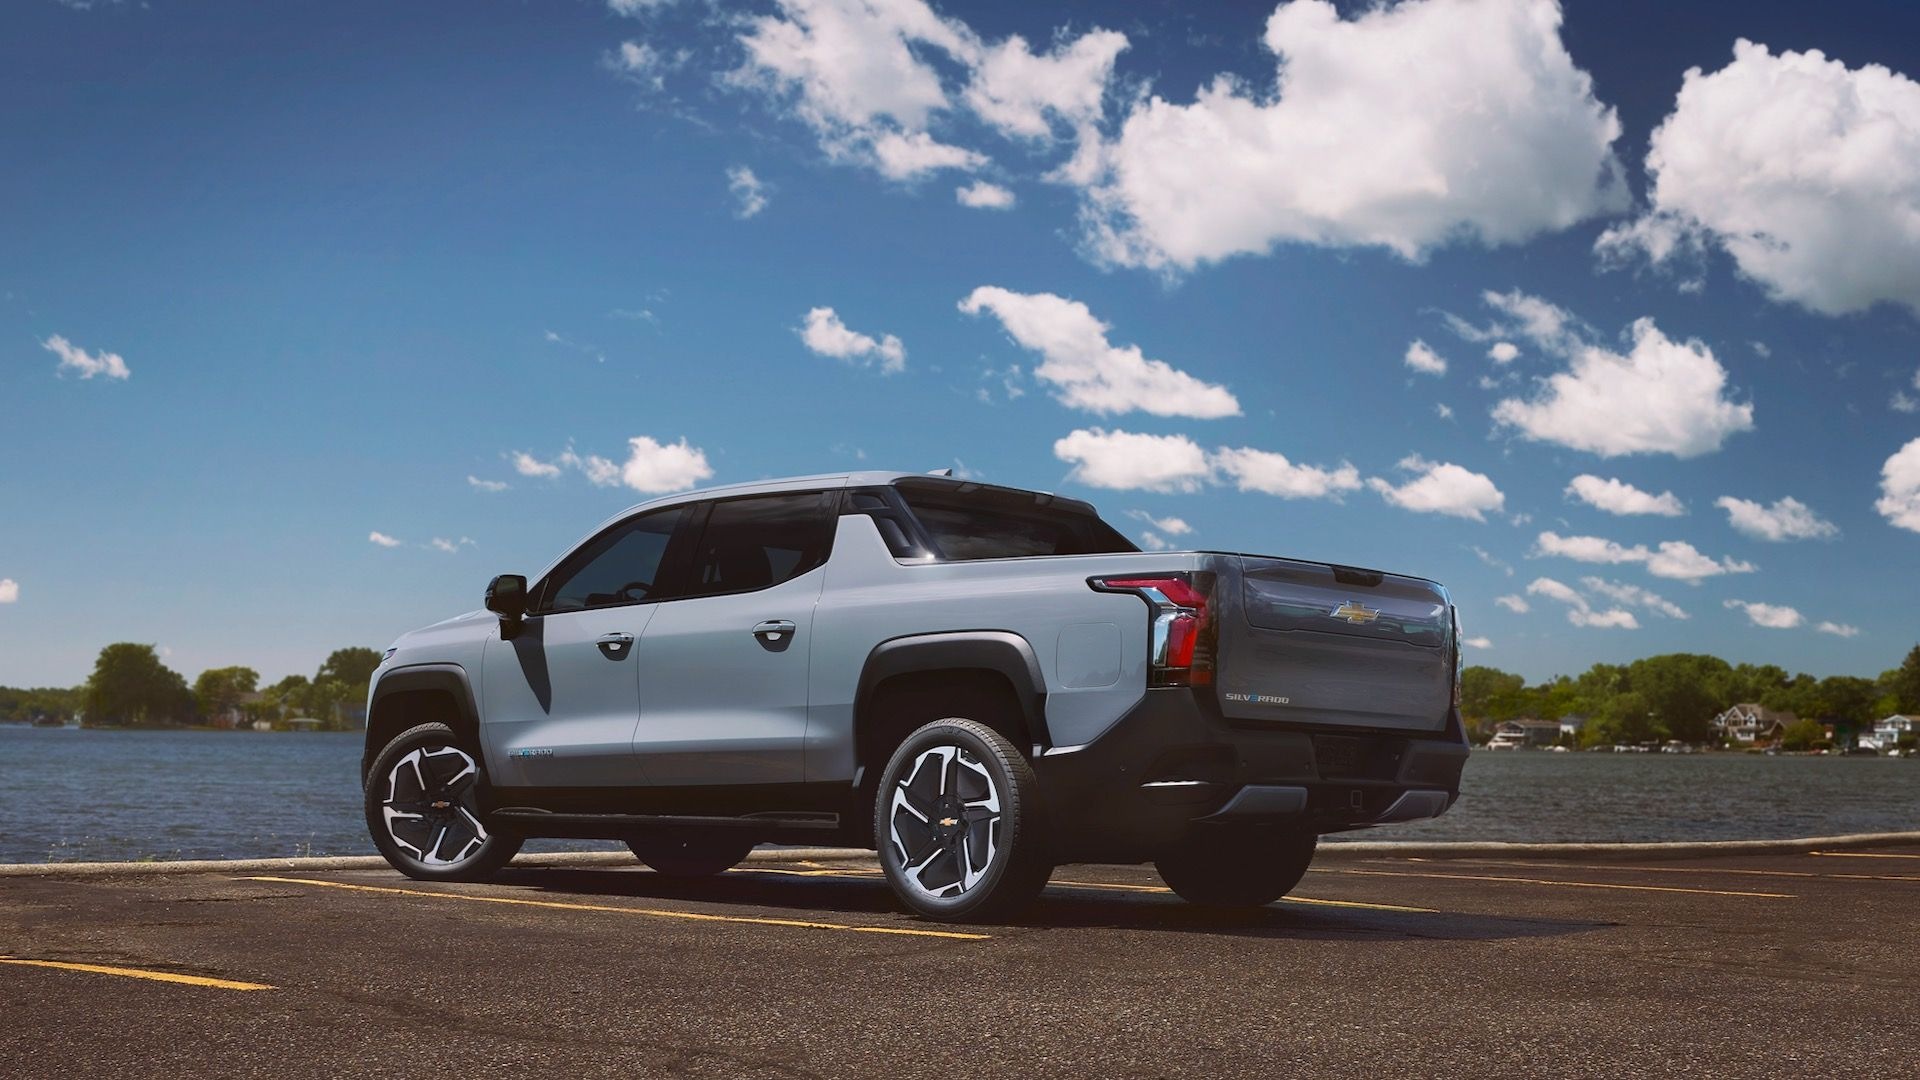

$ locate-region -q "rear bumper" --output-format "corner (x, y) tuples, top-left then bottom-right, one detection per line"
(1031, 688), (1470, 863)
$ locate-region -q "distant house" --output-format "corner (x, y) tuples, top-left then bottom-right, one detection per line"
(1487, 718), (1561, 749)
(1558, 715), (1587, 740)
(1861, 715), (1919, 753)
(1712, 703), (1798, 746)
(208, 691), (265, 731)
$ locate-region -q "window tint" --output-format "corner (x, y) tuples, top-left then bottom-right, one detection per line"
(540, 506), (688, 613)
(684, 492), (833, 597)
(895, 481), (1137, 561)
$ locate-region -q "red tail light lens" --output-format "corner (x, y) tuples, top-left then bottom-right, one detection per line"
(1092, 573), (1215, 687)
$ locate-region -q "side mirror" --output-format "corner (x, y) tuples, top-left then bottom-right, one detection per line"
(485, 574), (528, 638)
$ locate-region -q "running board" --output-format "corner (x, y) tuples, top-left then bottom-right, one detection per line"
(487, 808), (841, 840)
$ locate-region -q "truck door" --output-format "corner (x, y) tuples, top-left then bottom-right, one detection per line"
(632, 490), (837, 787)
(480, 504), (693, 788)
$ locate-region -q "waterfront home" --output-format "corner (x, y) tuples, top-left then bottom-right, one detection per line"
(1860, 715), (1918, 754)
(1711, 703), (1798, 746)
(1487, 718), (1562, 749)
(1558, 715), (1587, 741)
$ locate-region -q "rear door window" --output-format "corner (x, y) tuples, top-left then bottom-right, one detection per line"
(681, 491), (836, 597)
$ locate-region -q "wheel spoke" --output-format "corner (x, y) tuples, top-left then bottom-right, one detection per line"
(383, 745), (487, 867)
(886, 743), (1003, 900)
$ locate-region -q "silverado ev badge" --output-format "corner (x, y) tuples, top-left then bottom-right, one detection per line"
(1330, 600), (1381, 625)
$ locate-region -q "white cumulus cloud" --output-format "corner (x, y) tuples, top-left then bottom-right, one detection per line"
(955, 180), (1016, 209)
(1598, 40), (1920, 317)
(467, 476), (509, 493)
(1076, 0), (1625, 269)
(618, 436), (713, 493)
(0, 579), (18, 604)
(1566, 475), (1685, 517)
(1494, 594), (1529, 614)
(511, 452), (563, 479)
(1579, 577), (1688, 620)
(1463, 636), (1492, 650)
(960, 287), (1238, 418)
(1366, 456), (1504, 521)
(1525, 576), (1638, 629)
(1053, 428), (1212, 493)
(368, 532), (403, 549)
(1724, 599), (1804, 630)
(727, 166), (769, 218)
(1404, 340), (1447, 376)
(1534, 531), (1754, 583)
(1817, 621), (1861, 638)
(1715, 495), (1839, 542)
(799, 307), (906, 374)
(1444, 289), (1590, 357)
(43, 334), (130, 380)
(1126, 510), (1192, 536)
(1213, 447), (1362, 499)
(1493, 318), (1753, 458)
(963, 28), (1127, 140)
(870, 129), (986, 179)
(1877, 438), (1920, 534)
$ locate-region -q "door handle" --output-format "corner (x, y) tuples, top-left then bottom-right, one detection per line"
(596, 632), (634, 660)
(752, 620), (797, 641)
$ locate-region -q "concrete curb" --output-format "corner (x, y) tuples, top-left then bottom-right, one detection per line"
(5, 833), (1919, 876)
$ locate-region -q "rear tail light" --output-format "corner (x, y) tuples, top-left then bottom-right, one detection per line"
(1451, 607), (1464, 708)
(1092, 573), (1216, 687)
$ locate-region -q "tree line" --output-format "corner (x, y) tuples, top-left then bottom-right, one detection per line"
(0, 644), (384, 730)
(1461, 644), (1920, 747)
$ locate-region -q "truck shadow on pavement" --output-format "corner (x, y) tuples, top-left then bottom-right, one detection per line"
(494, 866), (1610, 943)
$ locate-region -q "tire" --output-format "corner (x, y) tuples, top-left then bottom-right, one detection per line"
(1155, 826), (1317, 908)
(627, 833), (757, 877)
(875, 718), (1052, 923)
(365, 722), (521, 882)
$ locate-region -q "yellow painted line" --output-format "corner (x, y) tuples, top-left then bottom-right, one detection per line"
(1316, 868), (1792, 899)
(754, 864), (1437, 913)
(245, 876), (988, 941)
(0, 956), (273, 991)
(1809, 851), (1920, 860)
(1458, 860), (1920, 884)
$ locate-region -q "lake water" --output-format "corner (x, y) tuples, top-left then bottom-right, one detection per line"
(1, 726), (1916, 863)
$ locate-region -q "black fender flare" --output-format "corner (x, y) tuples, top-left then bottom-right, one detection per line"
(853, 631), (1051, 762)
(362, 663), (481, 781)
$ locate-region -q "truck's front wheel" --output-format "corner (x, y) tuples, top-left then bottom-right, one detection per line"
(1156, 827), (1317, 907)
(875, 718), (1052, 922)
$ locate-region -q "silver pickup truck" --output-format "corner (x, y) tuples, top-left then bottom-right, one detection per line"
(363, 471), (1468, 921)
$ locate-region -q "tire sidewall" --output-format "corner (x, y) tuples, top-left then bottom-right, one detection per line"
(874, 717), (1040, 920)
(364, 721), (518, 882)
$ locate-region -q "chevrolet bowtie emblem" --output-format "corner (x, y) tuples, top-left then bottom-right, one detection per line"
(1331, 600), (1381, 625)
(939, 817), (959, 828)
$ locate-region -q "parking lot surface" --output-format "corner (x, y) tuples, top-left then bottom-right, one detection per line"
(3, 847), (1917, 1078)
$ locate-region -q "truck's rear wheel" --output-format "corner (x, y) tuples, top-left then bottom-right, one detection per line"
(365, 722), (521, 882)
(875, 718), (1051, 922)
(627, 834), (756, 877)
(1156, 827), (1317, 908)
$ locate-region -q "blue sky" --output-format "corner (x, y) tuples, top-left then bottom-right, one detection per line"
(4, 0), (1920, 688)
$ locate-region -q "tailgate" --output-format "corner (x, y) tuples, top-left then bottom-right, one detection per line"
(1208, 555), (1453, 733)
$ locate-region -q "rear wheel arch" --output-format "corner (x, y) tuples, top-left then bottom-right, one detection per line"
(363, 666), (481, 784)
(851, 635), (1051, 847)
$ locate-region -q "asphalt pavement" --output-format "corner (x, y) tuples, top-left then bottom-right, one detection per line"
(3, 846), (1917, 1078)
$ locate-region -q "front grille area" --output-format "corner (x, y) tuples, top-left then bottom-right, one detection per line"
(1310, 734), (1404, 782)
